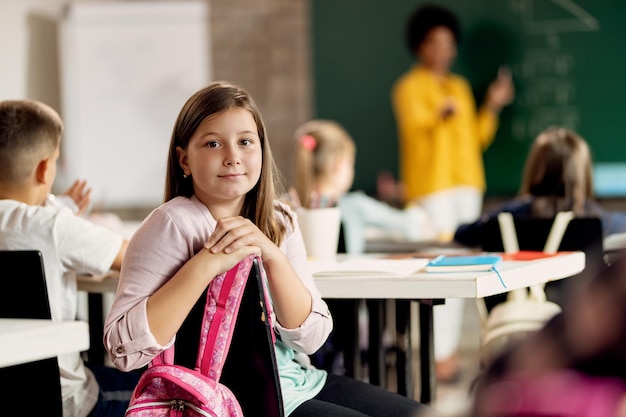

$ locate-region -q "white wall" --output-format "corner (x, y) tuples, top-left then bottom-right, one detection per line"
(58, 1), (211, 209)
(1, 0), (90, 196)
(1, 0), (211, 208)
(0, 0), (71, 104)
(1, 0), (312, 210)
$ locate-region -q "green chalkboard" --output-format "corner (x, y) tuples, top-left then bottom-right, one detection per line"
(312, 0), (626, 197)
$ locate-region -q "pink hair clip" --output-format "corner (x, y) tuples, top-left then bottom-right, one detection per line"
(300, 135), (317, 151)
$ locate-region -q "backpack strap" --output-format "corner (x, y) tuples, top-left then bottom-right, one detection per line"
(497, 212), (519, 254)
(198, 255), (265, 380)
(543, 211), (575, 254)
(198, 256), (251, 378)
(501, 211), (574, 295)
(497, 212), (528, 302)
(477, 211), (574, 325)
(496, 210), (575, 254)
(528, 211), (574, 299)
(150, 255), (257, 372)
(150, 255), (275, 381)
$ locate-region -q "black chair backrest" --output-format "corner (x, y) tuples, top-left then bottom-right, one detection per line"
(0, 250), (62, 416)
(481, 216), (604, 266)
(0, 250), (51, 319)
(480, 216), (604, 308)
(176, 258), (284, 417)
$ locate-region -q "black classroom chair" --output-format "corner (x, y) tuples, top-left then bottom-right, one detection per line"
(0, 250), (63, 416)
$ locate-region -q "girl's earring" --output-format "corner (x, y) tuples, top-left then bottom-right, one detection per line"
(183, 173), (188, 179)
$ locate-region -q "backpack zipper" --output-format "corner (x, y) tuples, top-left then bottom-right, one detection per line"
(126, 399), (214, 416)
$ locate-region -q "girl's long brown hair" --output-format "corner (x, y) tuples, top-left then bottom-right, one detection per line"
(519, 126), (595, 217)
(164, 81), (290, 245)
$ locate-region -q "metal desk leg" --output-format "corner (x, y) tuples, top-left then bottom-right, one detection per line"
(87, 292), (105, 365)
(395, 300), (412, 398)
(366, 299), (385, 387)
(319, 299), (360, 378)
(418, 301), (436, 404)
(337, 299), (360, 379)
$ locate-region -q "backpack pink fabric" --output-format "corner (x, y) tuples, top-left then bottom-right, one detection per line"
(125, 255), (273, 417)
(478, 370), (626, 417)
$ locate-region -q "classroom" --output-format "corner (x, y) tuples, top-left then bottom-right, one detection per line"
(2, 1), (626, 416)
(5, 0), (626, 204)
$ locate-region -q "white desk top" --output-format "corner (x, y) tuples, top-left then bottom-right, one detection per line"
(78, 251), (585, 300)
(313, 251), (585, 299)
(0, 319), (90, 368)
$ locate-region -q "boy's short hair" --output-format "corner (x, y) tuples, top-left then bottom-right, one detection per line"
(0, 99), (63, 184)
(405, 4), (461, 55)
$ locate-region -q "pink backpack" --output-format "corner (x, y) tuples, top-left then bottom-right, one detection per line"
(478, 370), (626, 417)
(125, 255), (282, 417)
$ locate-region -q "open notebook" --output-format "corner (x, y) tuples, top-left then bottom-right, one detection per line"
(309, 257), (430, 277)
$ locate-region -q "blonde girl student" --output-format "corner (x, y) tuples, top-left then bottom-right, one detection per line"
(103, 82), (428, 417)
(292, 119), (435, 254)
(291, 119), (436, 377)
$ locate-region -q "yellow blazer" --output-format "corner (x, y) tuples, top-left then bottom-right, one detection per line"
(392, 65), (498, 201)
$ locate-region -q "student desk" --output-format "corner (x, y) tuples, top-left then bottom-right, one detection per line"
(312, 251), (585, 402)
(77, 251), (585, 404)
(0, 318), (90, 368)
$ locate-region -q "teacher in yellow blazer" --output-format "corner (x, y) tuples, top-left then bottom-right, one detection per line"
(392, 4), (514, 242)
(391, 4), (514, 383)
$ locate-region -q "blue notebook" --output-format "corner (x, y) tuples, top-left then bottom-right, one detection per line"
(425, 254), (502, 272)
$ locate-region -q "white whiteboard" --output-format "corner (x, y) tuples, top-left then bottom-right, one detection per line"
(58, 0), (211, 209)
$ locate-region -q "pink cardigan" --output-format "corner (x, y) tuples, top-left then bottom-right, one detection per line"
(103, 195), (332, 371)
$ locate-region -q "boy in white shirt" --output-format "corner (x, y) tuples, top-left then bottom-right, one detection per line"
(0, 99), (141, 417)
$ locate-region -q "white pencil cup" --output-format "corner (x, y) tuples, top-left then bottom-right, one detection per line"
(296, 207), (342, 261)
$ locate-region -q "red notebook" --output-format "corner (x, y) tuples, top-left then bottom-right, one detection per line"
(501, 250), (571, 261)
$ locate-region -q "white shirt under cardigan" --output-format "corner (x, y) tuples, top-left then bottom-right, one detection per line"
(0, 199), (124, 417)
(103, 195), (333, 415)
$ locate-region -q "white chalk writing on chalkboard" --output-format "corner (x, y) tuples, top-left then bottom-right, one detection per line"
(510, 0), (598, 140)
